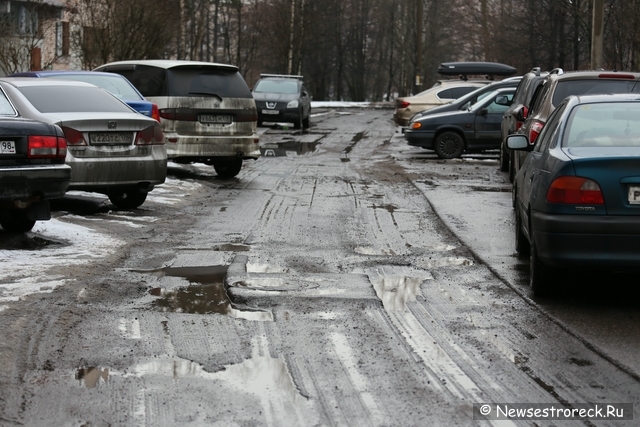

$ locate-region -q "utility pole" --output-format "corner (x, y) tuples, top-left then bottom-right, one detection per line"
(591, 0), (604, 70)
(414, 0), (423, 93)
(287, 0), (295, 74)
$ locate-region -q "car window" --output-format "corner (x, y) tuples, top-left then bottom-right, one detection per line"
(437, 88), (455, 99)
(552, 79), (640, 106)
(0, 88), (16, 116)
(451, 86), (478, 98)
(17, 86), (135, 113)
(563, 102), (640, 147)
(167, 67), (252, 98)
(512, 77), (530, 104)
(529, 82), (551, 115)
(118, 65), (167, 97)
(254, 80), (299, 94)
(535, 102), (566, 152)
(45, 74), (143, 100)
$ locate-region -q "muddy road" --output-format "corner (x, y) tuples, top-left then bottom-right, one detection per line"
(0, 109), (638, 426)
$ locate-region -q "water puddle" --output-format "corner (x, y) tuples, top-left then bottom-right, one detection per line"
(370, 275), (423, 311)
(147, 265), (272, 321)
(215, 243), (250, 252)
(76, 367), (109, 388)
(0, 234), (64, 250)
(260, 140), (320, 157)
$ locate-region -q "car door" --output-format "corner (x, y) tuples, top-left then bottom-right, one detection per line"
(472, 91), (514, 149)
(517, 102), (567, 236)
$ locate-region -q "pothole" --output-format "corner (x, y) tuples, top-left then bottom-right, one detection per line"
(260, 140), (320, 157)
(0, 234), (65, 250)
(215, 243), (250, 252)
(420, 257), (473, 269)
(75, 367), (109, 388)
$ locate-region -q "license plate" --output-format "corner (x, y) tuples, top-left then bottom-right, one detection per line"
(628, 185), (640, 204)
(199, 114), (232, 124)
(262, 110), (280, 115)
(0, 140), (15, 154)
(90, 132), (132, 145)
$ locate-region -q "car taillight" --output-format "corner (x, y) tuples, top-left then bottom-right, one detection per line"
(27, 135), (67, 159)
(598, 73), (635, 80)
(62, 126), (86, 146)
(529, 121), (544, 144)
(398, 100), (410, 109)
(135, 123), (164, 145)
(546, 176), (604, 205)
(151, 103), (160, 122)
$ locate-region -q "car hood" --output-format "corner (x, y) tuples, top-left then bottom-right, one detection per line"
(252, 92), (298, 102)
(413, 109), (471, 124)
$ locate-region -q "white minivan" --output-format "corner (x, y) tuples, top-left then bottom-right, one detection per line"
(95, 60), (260, 178)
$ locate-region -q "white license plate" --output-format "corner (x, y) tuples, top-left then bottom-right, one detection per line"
(0, 140), (16, 154)
(90, 132), (132, 145)
(628, 185), (640, 204)
(262, 110), (280, 115)
(199, 114), (232, 124)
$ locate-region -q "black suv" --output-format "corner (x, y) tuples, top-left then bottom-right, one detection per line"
(0, 87), (70, 232)
(499, 67), (549, 181)
(511, 69), (640, 181)
(252, 74), (311, 129)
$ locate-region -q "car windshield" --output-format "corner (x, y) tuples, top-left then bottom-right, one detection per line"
(45, 74), (143, 100)
(254, 80), (299, 94)
(564, 102), (640, 147)
(552, 79), (640, 106)
(17, 86), (135, 113)
(469, 90), (500, 112)
(0, 89), (16, 116)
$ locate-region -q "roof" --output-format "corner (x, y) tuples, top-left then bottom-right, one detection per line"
(11, 70), (128, 78)
(0, 78), (97, 88)
(95, 60), (238, 71)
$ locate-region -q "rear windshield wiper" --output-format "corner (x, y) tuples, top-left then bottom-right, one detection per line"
(188, 91), (222, 98)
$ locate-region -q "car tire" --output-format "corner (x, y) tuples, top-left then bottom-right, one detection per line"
(109, 189), (148, 209)
(434, 131), (465, 159)
(515, 207), (529, 257)
(213, 158), (243, 178)
(530, 238), (552, 297)
(500, 142), (509, 172)
(303, 113), (310, 129)
(0, 210), (36, 232)
(293, 110), (303, 129)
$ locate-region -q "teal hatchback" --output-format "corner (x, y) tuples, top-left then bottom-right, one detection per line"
(508, 94), (640, 296)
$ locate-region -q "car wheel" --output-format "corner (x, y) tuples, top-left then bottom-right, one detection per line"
(293, 110), (303, 129)
(0, 210), (36, 232)
(303, 113), (310, 129)
(434, 131), (464, 159)
(109, 189), (148, 209)
(500, 142), (509, 172)
(213, 158), (243, 178)
(515, 207), (529, 256)
(530, 238), (552, 297)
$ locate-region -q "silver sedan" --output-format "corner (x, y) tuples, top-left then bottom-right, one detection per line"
(0, 78), (167, 209)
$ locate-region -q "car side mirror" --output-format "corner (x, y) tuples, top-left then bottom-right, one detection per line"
(515, 106), (529, 121)
(495, 95), (511, 106)
(506, 134), (532, 151)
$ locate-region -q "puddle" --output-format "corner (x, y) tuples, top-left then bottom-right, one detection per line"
(470, 186), (512, 193)
(147, 265), (272, 321)
(370, 275), (423, 312)
(420, 257), (473, 269)
(215, 243), (250, 252)
(76, 367), (109, 388)
(260, 140), (320, 157)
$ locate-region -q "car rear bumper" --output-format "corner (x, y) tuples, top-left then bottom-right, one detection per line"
(165, 134), (261, 161)
(531, 210), (640, 268)
(0, 164), (71, 201)
(67, 146), (167, 190)
(405, 130), (435, 149)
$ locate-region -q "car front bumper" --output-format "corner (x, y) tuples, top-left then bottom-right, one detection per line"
(0, 164), (71, 202)
(532, 210), (640, 268)
(257, 108), (301, 123)
(404, 129), (436, 149)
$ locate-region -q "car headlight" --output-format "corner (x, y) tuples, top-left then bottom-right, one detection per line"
(287, 100), (299, 109)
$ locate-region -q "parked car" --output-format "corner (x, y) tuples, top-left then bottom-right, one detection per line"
(510, 69), (640, 180)
(404, 87), (515, 158)
(508, 94), (640, 296)
(0, 78), (166, 209)
(499, 67), (550, 180)
(394, 80), (488, 127)
(9, 70), (160, 121)
(410, 76), (522, 122)
(252, 74), (311, 129)
(94, 60), (259, 178)
(0, 85), (71, 232)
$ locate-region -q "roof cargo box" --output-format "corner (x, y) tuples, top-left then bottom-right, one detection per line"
(438, 62), (517, 80)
